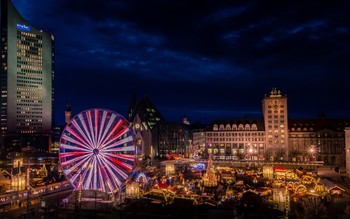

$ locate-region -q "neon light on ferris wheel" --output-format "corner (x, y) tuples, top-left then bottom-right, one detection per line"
(59, 108), (136, 194)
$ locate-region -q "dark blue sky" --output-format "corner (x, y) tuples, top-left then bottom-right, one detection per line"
(12, 0), (350, 125)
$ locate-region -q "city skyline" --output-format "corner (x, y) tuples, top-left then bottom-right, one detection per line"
(12, 0), (350, 125)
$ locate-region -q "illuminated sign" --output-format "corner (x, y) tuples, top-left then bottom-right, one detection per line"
(16, 24), (30, 31)
(192, 163), (206, 171)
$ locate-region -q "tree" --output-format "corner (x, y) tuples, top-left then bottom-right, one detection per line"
(294, 195), (327, 219)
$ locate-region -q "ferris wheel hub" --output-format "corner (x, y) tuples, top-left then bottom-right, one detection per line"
(93, 148), (99, 155)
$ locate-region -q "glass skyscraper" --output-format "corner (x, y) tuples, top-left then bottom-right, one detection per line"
(0, 0), (54, 150)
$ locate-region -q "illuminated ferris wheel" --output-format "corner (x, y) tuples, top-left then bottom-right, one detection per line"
(59, 108), (136, 194)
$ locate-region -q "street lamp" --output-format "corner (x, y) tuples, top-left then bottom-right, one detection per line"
(306, 145), (318, 161)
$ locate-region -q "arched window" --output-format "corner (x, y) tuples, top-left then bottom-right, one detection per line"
(245, 124), (250, 131)
(213, 124), (218, 130)
(238, 124), (244, 130)
(219, 124), (225, 130)
(225, 124), (231, 130)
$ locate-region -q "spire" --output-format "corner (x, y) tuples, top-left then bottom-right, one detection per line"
(65, 104), (71, 112)
(182, 115), (190, 125)
(127, 92), (137, 121)
(269, 87), (283, 97)
(65, 104), (72, 125)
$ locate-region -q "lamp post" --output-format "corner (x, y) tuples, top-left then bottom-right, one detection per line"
(306, 145), (318, 162)
(26, 158), (31, 216)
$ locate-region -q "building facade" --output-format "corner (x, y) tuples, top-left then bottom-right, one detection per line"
(288, 118), (349, 165)
(0, 0), (54, 151)
(127, 95), (163, 160)
(262, 88), (289, 160)
(345, 127), (350, 175)
(157, 121), (192, 159)
(204, 120), (266, 161)
(192, 88), (349, 166)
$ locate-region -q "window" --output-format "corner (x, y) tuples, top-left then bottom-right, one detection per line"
(251, 124), (257, 130)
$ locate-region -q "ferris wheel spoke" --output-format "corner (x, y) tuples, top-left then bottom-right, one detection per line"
(95, 110), (105, 145)
(71, 119), (94, 148)
(69, 165), (85, 187)
(108, 125), (129, 144)
(102, 145), (135, 153)
(93, 158), (99, 190)
(97, 113), (117, 147)
(60, 143), (91, 152)
(86, 110), (97, 148)
(100, 134), (133, 151)
(84, 157), (96, 190)
(59, 152), (88, 158)
(98, 119), (123, 149)
(62, 153), (92, 172)
(97, 111), (107, 145)
(106, 153), (135, 162)
(99, 155), (127, 183)
(95, 156), (111, 192)
(97, 156), (120, 191)
(94, 109), (99, 148)
(61, 134), (91, 151)
(80, 158), (95, 190)
(64, 126), (91, 149)
(106, 156), (133, 171)
(97, 166), (106, 192)
(101, 156), (130, 179)
(78, 114), (95, 149)
(86, 110), (96, 147)
(61, 156), (91, 172)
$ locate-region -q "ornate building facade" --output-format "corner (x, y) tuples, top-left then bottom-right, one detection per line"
(345, 127), (350, 174)
(288, 118), (349, 165)
(204, 119), (266, 161)
(193, 88), (349, 165)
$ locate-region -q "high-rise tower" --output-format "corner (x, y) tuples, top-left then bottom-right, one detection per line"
(0, 0), (54, 150)
(262, 88), (289, 161)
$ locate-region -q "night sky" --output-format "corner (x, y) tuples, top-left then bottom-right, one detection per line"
(12, 0), (350, 125)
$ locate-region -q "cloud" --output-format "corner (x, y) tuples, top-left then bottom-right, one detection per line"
(12, 0), (350, 124)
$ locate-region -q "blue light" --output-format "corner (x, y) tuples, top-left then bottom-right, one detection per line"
(16, 24), (30, 31)
(192, 163), (206, 171)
